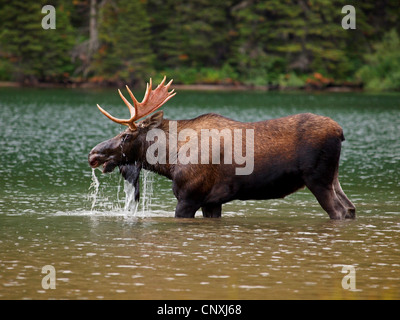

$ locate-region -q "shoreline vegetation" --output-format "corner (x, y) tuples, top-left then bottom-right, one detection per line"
(0, 78), (363, 92)
(1, 1), (399, 92)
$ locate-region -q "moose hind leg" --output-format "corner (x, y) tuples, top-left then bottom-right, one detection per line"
(306, 183), (349, 220)
(202, 204), (222, 218)
(334, 178), (356, 219)
(303, 137), (350, 219)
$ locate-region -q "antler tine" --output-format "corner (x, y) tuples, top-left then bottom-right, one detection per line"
(125, 85), (139, 109)
(95, 76), (176, 130)
(166, 79), (174, 89)
(159, 75), (167, 87)
(142, 78), (153, 105)
(96, 103), (134, 127)
(133, 76), (176, 120)
(161, 91), (177, 105)
(118, 89), (136, 118)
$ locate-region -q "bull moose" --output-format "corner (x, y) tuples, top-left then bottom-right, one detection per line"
(88, 77), (355, 219)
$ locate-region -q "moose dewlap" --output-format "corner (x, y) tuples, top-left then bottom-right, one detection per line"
(88, 76), (355, 219)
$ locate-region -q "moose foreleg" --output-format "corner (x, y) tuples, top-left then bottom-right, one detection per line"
(175, 200), (200, 218)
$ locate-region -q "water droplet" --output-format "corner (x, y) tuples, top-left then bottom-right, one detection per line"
(88, 168), (100, 210)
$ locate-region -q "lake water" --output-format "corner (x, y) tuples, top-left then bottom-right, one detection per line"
(0, 87), (399, 299)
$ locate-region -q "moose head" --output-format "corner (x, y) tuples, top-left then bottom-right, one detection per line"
(88, 77), (175, 173)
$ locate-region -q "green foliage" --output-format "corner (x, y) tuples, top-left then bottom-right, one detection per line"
(0, 0), (75, 83)
(91, 0), (154, 85)
(161, 63), (239, 85)
(278, 73), (306, 88)
(0, 0), (399, 90)
(229, 0), (356, 82)
(148, 0), (234, 70)
(0, 58), (13, 81)
(356, 29), (400, 91)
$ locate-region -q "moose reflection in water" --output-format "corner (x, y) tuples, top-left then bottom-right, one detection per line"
(88, 76), (355, 219)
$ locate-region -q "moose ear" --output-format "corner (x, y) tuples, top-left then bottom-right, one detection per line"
(143, 111), (164, 129)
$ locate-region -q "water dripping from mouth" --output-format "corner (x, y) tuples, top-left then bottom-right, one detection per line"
(116, 168), (154, 216)
(87, 167), (154, 216)
(139, 170), (154, 216)
(88, 168), (100, 210)
(123, 179), (138, 214)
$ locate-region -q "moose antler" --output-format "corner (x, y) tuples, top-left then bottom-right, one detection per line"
(97, 76), (176, 130)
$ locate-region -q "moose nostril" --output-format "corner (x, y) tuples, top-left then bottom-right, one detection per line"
(89, 158), (98, 168)
(88, 154), (101, 168)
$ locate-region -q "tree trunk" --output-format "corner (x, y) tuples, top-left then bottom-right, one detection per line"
(84, 0), (99, 76)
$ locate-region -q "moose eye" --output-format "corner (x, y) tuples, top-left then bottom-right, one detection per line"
(121, 133), (132, 143)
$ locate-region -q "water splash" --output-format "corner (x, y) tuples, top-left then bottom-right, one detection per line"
(88, 168), (100, 210)
(87, 168), (154, 216)
(124, 180), (139, 214)
(139, 170), (154, 216)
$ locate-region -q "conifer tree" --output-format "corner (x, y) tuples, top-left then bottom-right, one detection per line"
(229, 0), (355, 84)
(0, 0), (75, 83)
(92, 0), (154, 86)
(0, 0), (399, 88)
(148, 0), (234, 69)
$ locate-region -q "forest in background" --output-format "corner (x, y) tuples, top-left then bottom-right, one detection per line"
(0, 0), (399, 90)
